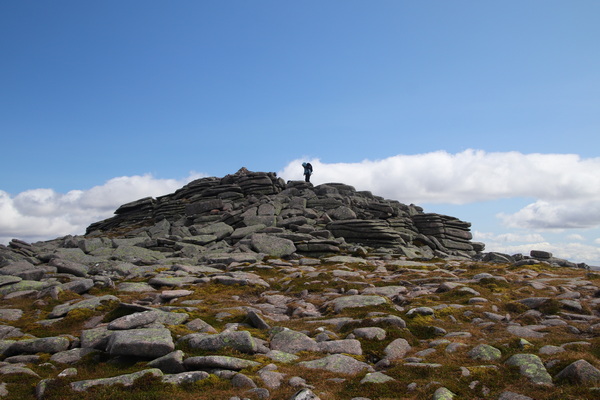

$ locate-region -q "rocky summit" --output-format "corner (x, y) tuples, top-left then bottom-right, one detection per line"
(0, 168), (599, 400)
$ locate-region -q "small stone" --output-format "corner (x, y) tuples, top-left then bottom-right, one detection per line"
(360, 372), (395, 384)
(432, 387), (456, 399)
(467, 344), (502, 361)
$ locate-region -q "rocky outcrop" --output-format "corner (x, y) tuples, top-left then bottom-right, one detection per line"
(85, 168), (481, 260)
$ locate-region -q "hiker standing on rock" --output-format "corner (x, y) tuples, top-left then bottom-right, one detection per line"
(302, 162), (313, 183)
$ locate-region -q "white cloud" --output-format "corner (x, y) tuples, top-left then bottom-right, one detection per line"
(279, 150), (600, 232)
(567, 234), (585, 241)
(498, 200), (600, 230)
(473, 231), (545, 243)
(0, 172), (205, 245)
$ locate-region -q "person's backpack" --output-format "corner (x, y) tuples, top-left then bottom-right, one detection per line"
(306, 163), (313, 173)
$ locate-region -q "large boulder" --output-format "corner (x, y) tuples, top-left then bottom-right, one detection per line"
(250, 234), (296, 258)
(106, 328), (175, 359)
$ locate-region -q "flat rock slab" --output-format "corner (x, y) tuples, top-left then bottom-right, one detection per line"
(117, 282), (156, 292)
(317, 339), (362, 355)
(326, 295), (387, 313)
(108, 311), (161, 330)
(183, 355), (261, 371)
(49, 258), (89, 277)
(61, 279), (95, 294)
(0, 276), (22, 287)
(0, 309), (23, 321)
(362, 286), (407, 297)
(298, 354), (372, 375)
(50, 348), (98, 364)
(5, 336), (70, 356)
(212, 272), (270, 288)
(49, 295), (119, 318)
(323, 256), (369, 265)
(265, 350), (299, 363)
(183, 330), (257, 354)
(148, 276), (201, 287)
(71, 368), (163, 392)
(202, 252), (263, 265)
(0, 280), (49, 296)
(106, 328), (175, 358)
(172, 265), (224, 274)
(506, 325), (546, 339)
(111, 246), (165, 263)
(0, 365), (40, 377)
(162, 371), (209, 385)
(360, 371), (395, 384)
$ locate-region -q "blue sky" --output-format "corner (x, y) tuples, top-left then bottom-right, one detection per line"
(1, 1), (600, 265)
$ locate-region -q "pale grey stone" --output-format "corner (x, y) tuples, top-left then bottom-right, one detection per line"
(352, 327), (386, 341)
(360, 371), (395, 384)
(317, 339), (362, 355)
(5, 336), (70, 356)
(162, 371), (209, 385)
(362, 286), (407, 297)
(108, 311), (161, 330)
(433, 387), (456, 399)
(289, 388), (321, 400)
(50, 348), (98, 364)
(298, 354), (372, 374)
(49, 258), (89, 277)
(270, 329), (318, 354)
(183, 355), (261, 371)
(71, 369), (163, 392)
(265, 350), (299, 363)
(251, 234), (296, 257)
(0, 309), (23, 321)
(231, 372), (257, 388)
(106, 328), (174, 358)
(61, 278), (94, 294)
(467, 344), (501, 361)
(185, 318), (218, 333)
(48, 295), (119, 318)
(506, 325), (546, 339)
(182, 330), (257, 353)
(383, 338), (411, 360)
(147, 350), (186, 374)
(326, 295), (387, 313)
(505, 354), (552, 385)
(0, 364), (40, 377)
(554, 359), (600, 384)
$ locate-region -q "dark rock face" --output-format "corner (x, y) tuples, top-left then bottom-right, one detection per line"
(85, 168), (481, 259)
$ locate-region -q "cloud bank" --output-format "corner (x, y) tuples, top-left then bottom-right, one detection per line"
(279, 150), (600, 232)
(0, 173), (204, 245)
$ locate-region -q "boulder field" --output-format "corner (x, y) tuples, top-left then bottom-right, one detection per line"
(0, 169), (598, 399)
